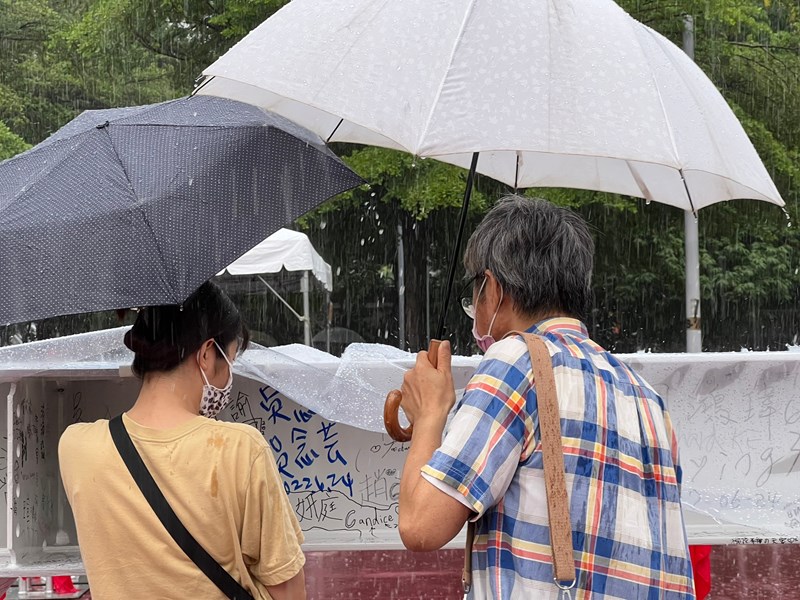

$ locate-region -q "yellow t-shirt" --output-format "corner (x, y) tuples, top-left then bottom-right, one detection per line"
(59, 413), (305, 600)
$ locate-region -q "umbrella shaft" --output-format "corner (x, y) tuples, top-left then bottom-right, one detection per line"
(436, 152), (479, 340)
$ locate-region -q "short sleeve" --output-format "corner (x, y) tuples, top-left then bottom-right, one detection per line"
(241, 448), (305, 587)
(421, 337), (534, 518)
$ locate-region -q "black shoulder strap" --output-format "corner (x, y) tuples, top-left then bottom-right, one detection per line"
(109, 415), (254, 600)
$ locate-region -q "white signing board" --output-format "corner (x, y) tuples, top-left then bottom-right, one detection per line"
(218, 378), (412, 549)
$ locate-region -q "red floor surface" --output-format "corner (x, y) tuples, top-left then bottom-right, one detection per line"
(303, 545), (800, 599)
(11, 545), (799, 598)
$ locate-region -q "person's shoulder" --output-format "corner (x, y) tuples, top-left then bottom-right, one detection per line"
(595, 349), (664, 399)
(200, 419), (269, 450)
(482, 335), (529, 364)
(60, 419), (109, 441)
(59, 419), (111, 456)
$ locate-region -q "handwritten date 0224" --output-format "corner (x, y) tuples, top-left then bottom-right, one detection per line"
(260, 387), (355, 498)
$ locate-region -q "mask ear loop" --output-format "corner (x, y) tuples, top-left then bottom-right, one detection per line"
(198, 340), (232, 386)
(212, 340), (234, 387)
(471, 277), (488, 323)
(485, 286), (504, 338)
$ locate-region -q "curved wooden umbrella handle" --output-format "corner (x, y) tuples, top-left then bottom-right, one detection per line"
(384, 340), (441, 442)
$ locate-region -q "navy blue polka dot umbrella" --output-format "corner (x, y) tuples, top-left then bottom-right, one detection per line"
(0, 95), (362, 325)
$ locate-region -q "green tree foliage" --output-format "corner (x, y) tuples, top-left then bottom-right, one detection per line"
(0, 121), (29, 159)
(64, 0), (287, 92)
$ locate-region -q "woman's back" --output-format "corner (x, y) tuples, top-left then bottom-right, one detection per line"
(59, 413), (304, 600)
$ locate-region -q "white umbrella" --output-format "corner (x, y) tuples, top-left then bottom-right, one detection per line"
(199, 0), (783, 211)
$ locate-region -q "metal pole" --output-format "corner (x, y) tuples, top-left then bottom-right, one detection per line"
(683, 15), (702, 353)
(397, 223), (406, 350)
(301, 271), (311, 346)
(682, 14), (695, 59)
(326, 293), (332, 354)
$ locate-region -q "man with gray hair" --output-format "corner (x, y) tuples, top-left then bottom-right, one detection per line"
(398, 196), (695, 599)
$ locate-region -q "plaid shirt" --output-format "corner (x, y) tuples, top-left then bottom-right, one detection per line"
(422, 318), (695, 599)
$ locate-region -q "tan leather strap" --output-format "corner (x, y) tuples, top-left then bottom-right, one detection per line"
(461, 520), (476, 594)
(462, 332), (575, 594)
(522, 333), (576, 585)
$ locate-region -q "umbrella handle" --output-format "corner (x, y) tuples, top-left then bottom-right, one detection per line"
(383, 340), (441, 442)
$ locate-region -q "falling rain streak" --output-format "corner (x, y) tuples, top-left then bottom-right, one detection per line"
(1, 0), (799, 357)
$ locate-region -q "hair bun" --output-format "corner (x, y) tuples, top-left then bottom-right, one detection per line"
(125, 329), (182, 363)
(123, 327), (148, 353)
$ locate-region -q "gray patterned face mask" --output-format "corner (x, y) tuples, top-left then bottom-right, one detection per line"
(198, 340), (233, 419)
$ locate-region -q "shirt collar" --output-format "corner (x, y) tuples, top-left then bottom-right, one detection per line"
(529, 317), (589, 339)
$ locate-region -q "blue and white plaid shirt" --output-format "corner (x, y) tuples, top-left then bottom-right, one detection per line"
(422, 318), (695, 599)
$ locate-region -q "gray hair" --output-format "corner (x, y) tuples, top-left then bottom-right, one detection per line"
(463, 195), (594, 319)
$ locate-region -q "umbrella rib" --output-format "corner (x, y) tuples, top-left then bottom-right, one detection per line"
(679, 169), (698, 216)
(624, 160), (656, 204)
(326, 119), (344, 144)
(415, 0), (479, 152)
(100, 127), (178, 304)
(676, 168), (782, 205)
(191, 75), (215, 96)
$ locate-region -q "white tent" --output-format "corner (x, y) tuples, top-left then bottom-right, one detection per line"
(219, 229), (332, 346)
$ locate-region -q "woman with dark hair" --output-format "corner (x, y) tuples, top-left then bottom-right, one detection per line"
(59, 281), (306, 600)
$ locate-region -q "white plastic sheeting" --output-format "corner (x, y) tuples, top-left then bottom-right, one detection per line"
(0, 328), (465, 432)
(2, 330), (799, 544)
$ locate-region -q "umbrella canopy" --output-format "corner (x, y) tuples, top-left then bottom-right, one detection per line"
(219, 228), (333, 291)
(312, 327), (364, 345)
(0, 95), (362, 325)
(199, 0), (783, 211)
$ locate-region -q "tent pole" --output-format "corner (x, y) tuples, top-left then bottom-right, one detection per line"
(326, 293), (332, 353)
(257, 275), (305, 321)
(302, 271), (312, 346)
(683, 15), (702, 353)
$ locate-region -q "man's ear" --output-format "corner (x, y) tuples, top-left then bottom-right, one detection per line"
(484, 270), (503, 307)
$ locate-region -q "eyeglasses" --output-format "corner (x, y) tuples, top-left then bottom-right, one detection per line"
(459, 274), (484, 320)
(461, 296), (476, 320)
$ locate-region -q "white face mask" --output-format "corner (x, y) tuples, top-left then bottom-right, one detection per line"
(198, 340), (233, 419)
